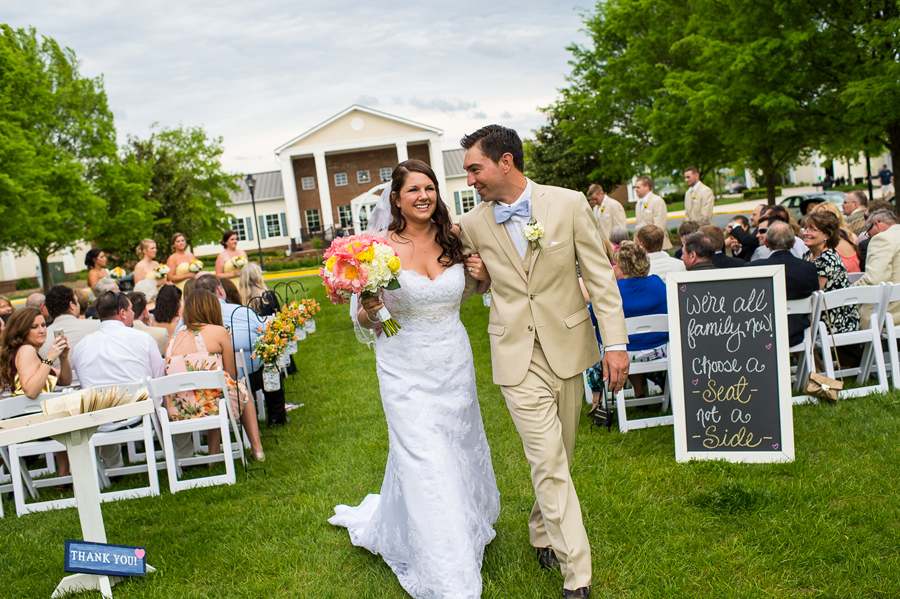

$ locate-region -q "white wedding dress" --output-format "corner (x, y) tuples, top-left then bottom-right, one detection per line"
(329, 263), (500, 599)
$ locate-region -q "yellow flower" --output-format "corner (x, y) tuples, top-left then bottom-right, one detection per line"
(326, 256), (337, 271)
(357, 247), (374, 262)
(342, 264), (360, 280)
(388, 256), (401, 272)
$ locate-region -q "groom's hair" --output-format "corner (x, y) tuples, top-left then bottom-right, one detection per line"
(460, 125), (524, 172)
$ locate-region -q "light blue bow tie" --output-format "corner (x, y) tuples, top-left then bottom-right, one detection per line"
(494, 200), (531, 224)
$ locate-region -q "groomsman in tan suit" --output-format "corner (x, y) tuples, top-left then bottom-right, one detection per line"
(683, 165), (715, 221)
(634, 177), (672, 250)
(588, 183), (626, 240)
(459, 125), (629, 599)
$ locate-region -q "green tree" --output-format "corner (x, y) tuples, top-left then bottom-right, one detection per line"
(0, 26), (113, 290)
(90, 155), (155, 265)
(125, 125), (237, 260)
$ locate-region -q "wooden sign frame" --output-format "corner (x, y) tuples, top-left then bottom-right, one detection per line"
(666, 266), (795, 463)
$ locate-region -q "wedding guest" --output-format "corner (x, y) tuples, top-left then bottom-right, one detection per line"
(194, 274), (289, 426)
(239, 263), (278, 315)
(801, 211), (860, 334)
(164, 289), (264, 461)
(609, 226), (630, 247)
(85, 249), (109, 289)
(856, 199), (897, 268)
(132, 279), (159, 315)
(853, 209), (900, 329)
(220, 277), (243, 306)
(674, 219), (702, 260)
(811, 202), (860, 272)
(726, 213), (760, 261)
(182, 277), (197, 301)
(700, 225), (744, 268)
(74, 289), (91, 318)
(842, 191), (868, 236)
(86, 278), (120, 320)
(682, 232), (718, 271)
(129, 292), (168, 356)
(636, 225), (684, 280)
(0, 296), (13, 316)
(133, 239), (163, 285)
(152, 285), (183, 339)
(165, 232), (197, 292)
(214, 230), (249, 283)
(40, 285), (100, 371)
(0, 306), (72, 477)
(747, 222), (819, 346)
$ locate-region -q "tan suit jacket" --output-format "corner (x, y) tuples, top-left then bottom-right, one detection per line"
(460, 181), (627, 386)
(593, 196), (627, 240)
(635, 193), (672, 250)
(854, 223), (900, 328)
(684, 181), (715, 221)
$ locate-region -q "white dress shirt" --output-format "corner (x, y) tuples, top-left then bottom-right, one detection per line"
(71, 320), (166, 389)
(647, 251), (686, 281)
(502, 181), (533, 260)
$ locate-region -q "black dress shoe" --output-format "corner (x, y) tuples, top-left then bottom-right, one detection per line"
(267, 416), (291, 427)
(562, 587), (590, 598)
(537, 546), (559, 570)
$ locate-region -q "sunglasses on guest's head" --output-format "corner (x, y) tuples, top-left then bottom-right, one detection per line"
(756, 228), (767, 235)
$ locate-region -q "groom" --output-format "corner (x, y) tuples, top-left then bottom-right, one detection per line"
(459, 125), (629, 598)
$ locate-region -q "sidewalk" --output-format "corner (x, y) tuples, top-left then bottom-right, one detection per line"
(627, 185), (823, 223)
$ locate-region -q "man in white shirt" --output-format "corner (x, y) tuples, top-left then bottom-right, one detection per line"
(588, 183), (626, 240)
(683, 165), (715, 221)
(71, 291), (167, 467)
(634, 177), (672, 249)
(41, 285), (100, 372)
(636, 225), (684, 281)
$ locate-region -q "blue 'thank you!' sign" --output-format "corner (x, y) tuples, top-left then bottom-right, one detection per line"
(65, 540), (146, 577)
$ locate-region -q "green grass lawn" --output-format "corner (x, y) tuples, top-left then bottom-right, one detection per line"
(2, 275), (899, 598)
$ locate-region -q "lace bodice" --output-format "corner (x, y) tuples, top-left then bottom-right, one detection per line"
(380, 264), (464, 327)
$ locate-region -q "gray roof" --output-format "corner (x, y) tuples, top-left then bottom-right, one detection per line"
(229, 171), (283, 204)
(443, 148), (466, 177)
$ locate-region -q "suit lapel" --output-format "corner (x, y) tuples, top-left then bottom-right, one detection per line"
(527, 183), (549, 275)
(483, 207), (528, 282)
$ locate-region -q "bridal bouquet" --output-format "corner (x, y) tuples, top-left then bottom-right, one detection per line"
(189, 259), (204, 273)
(108, 267), (126, 280)
(152, 264), (170, 280)
(320, 234), (402, 336)
(231, 255), (247, 269)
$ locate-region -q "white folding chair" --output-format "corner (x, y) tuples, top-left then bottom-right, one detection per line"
(866, 283), (900, 388)
(144, 370), (237, 493)
(847, 271), (865, 284)
(2, 393), (75, 516)
(87, 383), (160, 503)
(786, 294), (820, 394)
(816, 284), (889, 399)
(238, 349), (265, 423)
(612, 314), (674, 432)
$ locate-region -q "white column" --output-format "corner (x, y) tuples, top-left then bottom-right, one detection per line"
(313, 150), (335, 230)
(395, 142), (408, 163)
(427, 136), (448, 204)
(279, 154), (302, 241)
(1, 250), (17, 281)
(62, 251), (76, 273)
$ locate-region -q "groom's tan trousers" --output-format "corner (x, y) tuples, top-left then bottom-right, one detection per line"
(501, 339), (590, 591)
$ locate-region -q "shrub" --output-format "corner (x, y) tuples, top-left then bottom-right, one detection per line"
(742, 187), (782, 200)
(310, 237), (324, 250)
(16, 278), (34, 291)
(663, 191), (685, 204)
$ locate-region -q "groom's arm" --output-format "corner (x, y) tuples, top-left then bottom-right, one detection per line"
(458, 220), (481, 303)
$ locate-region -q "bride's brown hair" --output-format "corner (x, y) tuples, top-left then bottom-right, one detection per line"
(388, 159), (464, 266)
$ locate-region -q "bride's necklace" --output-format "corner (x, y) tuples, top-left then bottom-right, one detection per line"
(404, 227), (436, 254)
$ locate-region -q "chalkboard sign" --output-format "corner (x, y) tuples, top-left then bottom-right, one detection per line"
(666, 266), (795, 463)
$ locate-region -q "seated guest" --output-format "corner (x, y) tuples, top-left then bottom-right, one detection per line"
(0, 295), (13, 316)
(812, 202), (860, 272)
(70, 291), (167, 468)
(856, 199), (897, 268)
(194, 274), (289, 426)
(220, 277), (243, 306)
(748, 222), (819, 346)
(801, 210), (860, 336)
(853, 209), (900, 329)
(636, 225), (684, 280)
(726, 215), (756, 261)
(700, 225), (744, 268)
(755, 210), (807, 260)
(40, 285), (100, 371)
(129, 292), (168, 356)
(165, 289), (265, 461)
(74, 289), (91, 318)
(0, 307), (73, 477)
(25, 293), (50, 324)
(239, 263), (279, 315)
(843, 190), (868, 236)
(674, 219), (702, 260)
(682, 232), (718, 271)
(133, 279), (160, 315)
(86, 278), (120, 320)
(152, 285), (183, 339)
(609, 225), (630, 248)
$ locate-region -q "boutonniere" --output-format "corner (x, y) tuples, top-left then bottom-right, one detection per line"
(523, 219), (545, 256)
(600, 205), (605, 213)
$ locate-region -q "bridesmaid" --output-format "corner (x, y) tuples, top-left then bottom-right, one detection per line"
(85, 249), (109, 289)
(133, 239), (164, 284)
(214, 230), (249, 283)
(165, 232), (197, 292)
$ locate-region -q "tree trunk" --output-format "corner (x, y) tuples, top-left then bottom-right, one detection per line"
(38, 254), (52, 292)
(888, 127), (900, 212)
(765, 171), (777, 206)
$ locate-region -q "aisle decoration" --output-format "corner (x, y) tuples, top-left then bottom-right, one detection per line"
(189, 259), (204, 273)
(252, 326), (285, 391)
(300, 298), (321, 333)
(152, 264), (170, 280)
(108, 267), (126, 280)
(319, 235), (403, 336)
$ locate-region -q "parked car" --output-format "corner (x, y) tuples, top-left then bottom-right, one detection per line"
(779, 191), (847, 221)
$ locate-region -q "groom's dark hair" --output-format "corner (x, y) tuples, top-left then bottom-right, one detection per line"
(460, 125), (524, 172)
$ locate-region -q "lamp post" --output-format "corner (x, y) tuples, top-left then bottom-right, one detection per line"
(245, 174), (265, 271)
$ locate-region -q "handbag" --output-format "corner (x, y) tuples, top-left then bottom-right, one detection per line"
(803, 297), (843, 403)
(588, 378), (614, 430)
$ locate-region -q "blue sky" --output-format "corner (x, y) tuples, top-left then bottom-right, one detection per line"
(5, 0), (592, 173)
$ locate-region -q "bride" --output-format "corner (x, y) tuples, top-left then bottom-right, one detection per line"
(329, 159), (500, 598)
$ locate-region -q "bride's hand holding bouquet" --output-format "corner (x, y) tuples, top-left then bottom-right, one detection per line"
(319, 234), (403, 336)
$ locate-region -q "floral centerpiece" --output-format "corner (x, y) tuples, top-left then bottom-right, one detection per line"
(108, 267), (126, 280)
(152, 264), (170, 280)
(189, 259), (204, 273)
(231, 255), (247, 269)
(277, 302), (307, 347)
(252, 324), (287, 390)
(299, 298), (321, 333)
(319, 234), (402, 336)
